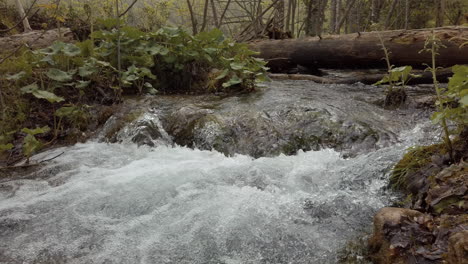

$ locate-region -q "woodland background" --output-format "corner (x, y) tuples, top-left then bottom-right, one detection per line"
(1, 0), (467, 40)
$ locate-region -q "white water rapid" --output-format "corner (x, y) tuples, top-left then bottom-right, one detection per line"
(0, 121), (436, 264)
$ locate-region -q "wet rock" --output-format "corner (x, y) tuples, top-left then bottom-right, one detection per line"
(370, 157), (468, 264)
(426, 162), (468, 215)
(98, 80), (433, 157)
(139, 81), (428, 157)
(115, 112), (172, 147)
(446, 230), (468, 264)
(368, 207), (425, 264)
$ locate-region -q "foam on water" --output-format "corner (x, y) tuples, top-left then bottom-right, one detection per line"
(0, 123), (435, 264)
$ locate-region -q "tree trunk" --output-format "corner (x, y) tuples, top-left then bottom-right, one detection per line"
(291, 0), (297, 36)
(286, 0), (292, 32)
(200, 0), (210, 32)
(404, 0), (409, 29)
(335, 0), (341, 32)
(435, 0), (445, 27)
(210, 0), (219, 27)
(384, 0), (399, 29)
(186, 0), (198, 34)
(273, 0), (285, 31)
(335, 0), (356, 33)
(330, 0), (337, 33)
(305, 0), (328, 36)
(15, 0), (32, 32)
(249, 26), (468, 71)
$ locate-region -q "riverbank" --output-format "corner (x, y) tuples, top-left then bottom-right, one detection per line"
(367, 130), (468, 264)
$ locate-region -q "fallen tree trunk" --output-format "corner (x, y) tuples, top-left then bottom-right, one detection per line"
(0, 28), (74, 54)
(250, 26), (468, 71)
(269, 68), (453, 85)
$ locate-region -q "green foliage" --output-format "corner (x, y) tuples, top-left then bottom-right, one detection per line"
(391, 144), (444, 191)
(375, 34), (419, 108)
(20, 83), (65, 103)
(432, 65), (468, 130)
(90, 26), (268, 92)
(448, 65), (468, 107)
(421, 33), (455, 161)
(0, 143), (13, 152)
(375, 66), (420, 88)
(0, 23), (268, 160)
(21, 126), (50, 158)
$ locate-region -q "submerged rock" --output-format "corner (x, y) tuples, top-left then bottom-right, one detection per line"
(100, 80), (433, 158)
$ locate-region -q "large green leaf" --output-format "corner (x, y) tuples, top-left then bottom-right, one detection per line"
(20, 83), (39, 94)
(39, 42), (66, 55)
(22, 134), (42, 157)
(6, 71), (26, 81)
(0, 143), (13, 152)
(138, 67), (156, 79)
(32, 90), (65, 103)
(460, 95), (468, 107)
(230, 62), (246, 70)
(76, 80), (91, 89)
(55, 106), (79, 118)
(390, 66), (413, 83)
(46, 68), (74, 82)
(22, 126), (50, 136)
(222, 75), (242, 88)
(448, 65), (468, 92)
(215, 69), (229, 80)
(62, 43), (81, 57)
(21, 83), (65, 103)
(145, 45), (163, 55)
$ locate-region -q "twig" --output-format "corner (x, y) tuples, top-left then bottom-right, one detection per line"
(0, 82), (6, 121)
(0, 0), (39, 34)
(39, 151), (64, 163)
(0, 163), (40, 171)
(0, 0), (62, 65)
(218, 0), (232, 26)
(119, 0), (138, 18)
(236, 0), (281, 40)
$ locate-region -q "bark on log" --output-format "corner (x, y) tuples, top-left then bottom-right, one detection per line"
(250, 26), (468, 70)
(269, 68), (453, 85)
(0, 28), (74, 54)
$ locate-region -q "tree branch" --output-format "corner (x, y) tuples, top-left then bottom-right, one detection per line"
(0, 0), (39, 33)
(119, 0), (138, 17)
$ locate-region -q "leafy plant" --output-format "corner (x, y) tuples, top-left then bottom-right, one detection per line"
(420, 32), (454, 161)
(20, 83), (65, 103)
(375, 65), (419, 89)
(0, 23), (268, 161)
(90, 25), (268, 93)
(375, 33), (419, 108)
(21, 126), (50, 161)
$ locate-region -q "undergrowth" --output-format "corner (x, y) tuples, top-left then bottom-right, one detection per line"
(0, 23), (268, 163)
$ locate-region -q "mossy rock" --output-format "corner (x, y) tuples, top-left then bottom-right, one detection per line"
(391, 143), (447, 192)
(337, 235), (372, 264)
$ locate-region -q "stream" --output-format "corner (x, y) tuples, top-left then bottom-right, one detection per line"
(0, 80), (438, 264)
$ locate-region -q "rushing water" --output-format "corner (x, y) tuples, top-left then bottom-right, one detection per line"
(0, 81), (437, 264)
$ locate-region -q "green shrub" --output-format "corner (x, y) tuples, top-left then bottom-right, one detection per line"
(0, 25), (268, 160)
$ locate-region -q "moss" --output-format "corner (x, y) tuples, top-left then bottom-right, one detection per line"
(390, 143), (446, 191)
(281, 135), (321, 155)
(104, 110), (143, 141)
(337, 235), (371, 264)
